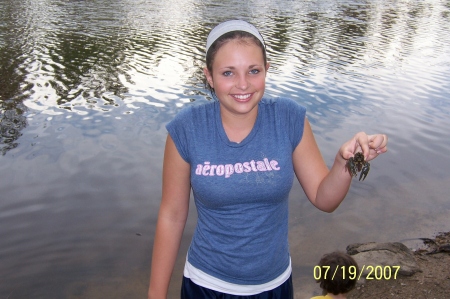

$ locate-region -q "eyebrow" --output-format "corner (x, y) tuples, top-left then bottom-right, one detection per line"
(221, 64), (264, 69)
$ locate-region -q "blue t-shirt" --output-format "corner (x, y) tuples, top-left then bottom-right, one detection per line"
(166, 97), (306, 285)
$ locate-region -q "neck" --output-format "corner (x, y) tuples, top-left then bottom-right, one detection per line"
(220, 106), (258, 143)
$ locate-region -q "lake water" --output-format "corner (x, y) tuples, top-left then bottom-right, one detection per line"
(1, 0), (449, 298)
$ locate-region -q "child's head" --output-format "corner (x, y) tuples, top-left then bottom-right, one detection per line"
(316, 251), (359, 296)
(204, 20), (268, 95)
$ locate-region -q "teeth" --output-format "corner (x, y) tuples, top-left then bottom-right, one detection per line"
(234, 94), (251, 100)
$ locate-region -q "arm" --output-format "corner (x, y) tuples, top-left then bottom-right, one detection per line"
(293, 118), (388, 212)
(148, 134), (191, 299)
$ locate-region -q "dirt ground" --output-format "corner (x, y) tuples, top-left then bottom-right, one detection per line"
(347, 231), (450, 299)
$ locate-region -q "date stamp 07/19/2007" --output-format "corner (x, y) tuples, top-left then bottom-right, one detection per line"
(313, 265), (401, 281)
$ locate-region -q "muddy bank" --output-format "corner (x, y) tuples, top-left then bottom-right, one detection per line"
(347, 231), (450, 299)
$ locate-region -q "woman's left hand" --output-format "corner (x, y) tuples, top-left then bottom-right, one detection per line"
(340, 132), (388, 162)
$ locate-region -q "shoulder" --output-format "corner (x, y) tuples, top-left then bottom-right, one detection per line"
(167, 100), (217, 127)
(259, 97), (306, 121)
(165, 101), (217, 162)
(259, 97), (307, 148)
(173, 100), (216, 120)
(260, 97), (306, 112)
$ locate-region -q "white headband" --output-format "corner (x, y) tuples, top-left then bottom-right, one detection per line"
(205, 20), (265, 56)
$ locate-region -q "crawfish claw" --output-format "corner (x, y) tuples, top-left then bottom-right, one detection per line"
(347, 157), (357, 177)
(359, 162), (370, 181)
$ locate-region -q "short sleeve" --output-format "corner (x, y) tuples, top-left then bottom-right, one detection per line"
(165, 107), (192, 163)
(277, 97), (306, 151)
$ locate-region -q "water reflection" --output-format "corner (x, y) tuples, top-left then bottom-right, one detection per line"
(1, 0), (450, 298)
(1, 0), (448, 132)
(0, 99), (27, 155)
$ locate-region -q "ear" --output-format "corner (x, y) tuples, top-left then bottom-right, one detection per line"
(203, 67), (214, 88)
(265, 62), (270, 75)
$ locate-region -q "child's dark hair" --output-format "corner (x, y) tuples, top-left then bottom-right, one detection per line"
(316, 251), (359, 295)
(204, 30), (267, 96)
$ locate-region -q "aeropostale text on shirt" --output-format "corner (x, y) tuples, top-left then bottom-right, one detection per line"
(195, 158), (281, 178)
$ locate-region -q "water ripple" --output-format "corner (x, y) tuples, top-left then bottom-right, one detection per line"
(1, 0), (450, 297)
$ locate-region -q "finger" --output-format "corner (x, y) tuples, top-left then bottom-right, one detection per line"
(355, 132), (370, 159)
(379, 134), (388, 150)
(369, 134), (388, 153)
(368, 135), (381, 148)
(366, 148), (380, 161)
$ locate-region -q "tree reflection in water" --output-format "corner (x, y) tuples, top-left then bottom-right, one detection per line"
(0, 99), (27, 155)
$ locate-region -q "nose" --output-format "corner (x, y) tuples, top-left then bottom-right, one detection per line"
(235, 73), (249, 90)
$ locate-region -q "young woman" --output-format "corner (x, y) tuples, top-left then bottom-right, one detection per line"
(148, 20), (388, 299)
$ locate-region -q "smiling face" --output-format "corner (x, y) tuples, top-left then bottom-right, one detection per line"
(204, 38), (269, 119)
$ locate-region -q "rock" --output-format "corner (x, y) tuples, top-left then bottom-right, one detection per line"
(346, 242), (422, 277)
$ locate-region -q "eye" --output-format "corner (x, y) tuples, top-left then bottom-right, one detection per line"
(249, 69), (260, 74)
(223, 71), (232, 76)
